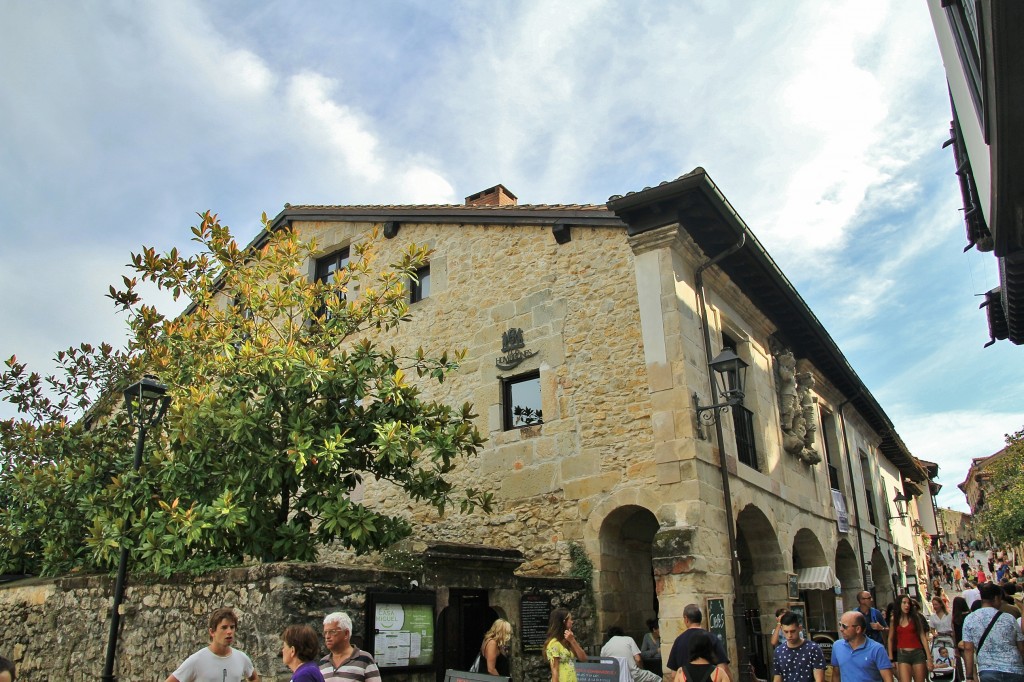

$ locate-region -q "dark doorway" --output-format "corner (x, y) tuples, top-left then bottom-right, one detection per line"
(436, 589), (497, 681)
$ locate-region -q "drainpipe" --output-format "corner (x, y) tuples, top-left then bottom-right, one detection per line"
(837, 396), (869, 591)
(694, 232), (747, 678)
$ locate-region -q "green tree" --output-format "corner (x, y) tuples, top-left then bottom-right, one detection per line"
(975, 426), (1024, 544)
(0, 211), (489, 577)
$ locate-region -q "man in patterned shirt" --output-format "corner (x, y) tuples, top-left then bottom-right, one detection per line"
(319, 611), (382, 682)
(773, 612), (826, 682)
(961, 583), (1024, 682)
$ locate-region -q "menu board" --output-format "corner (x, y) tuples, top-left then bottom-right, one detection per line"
(575, 660), (621, 682)
(706, 598), (727, 647)
(520, 594), (552, 653)
(372, 598), (435, 669)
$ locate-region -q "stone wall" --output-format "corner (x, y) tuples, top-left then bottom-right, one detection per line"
(1, 563), (409, 682)
(300, 218), (655, 577)
(0, 558), (589, 682)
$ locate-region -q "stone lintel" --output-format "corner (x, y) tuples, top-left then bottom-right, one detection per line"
(627, 224), (684, 256)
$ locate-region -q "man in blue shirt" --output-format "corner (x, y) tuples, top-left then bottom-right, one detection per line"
(831, 611), (893, 682)
(855, 592), (888, 645)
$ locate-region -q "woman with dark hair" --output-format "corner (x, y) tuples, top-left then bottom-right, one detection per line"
(543, 607), (588, 682)
(951, 597), (970, 646)
(673, 631), (730, 682)
(888, 596), (932, 682)
(885, 602), (898, 636)
(281, 625), (326, 682)
(951, 597), (971, 682)
(641, 619), (662, 676)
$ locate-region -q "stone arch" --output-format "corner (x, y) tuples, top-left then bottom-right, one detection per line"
(870, 546), (895, 607)
(792, 528), (828, 570)
(736, 504), (784, 680)
(791, 528), (835, 632)
(835, 538), (861, 610)
(587, 487), (670, 534)
(596, 504), (660, 639)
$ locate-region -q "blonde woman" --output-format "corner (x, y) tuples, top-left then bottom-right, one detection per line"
(480, 618), (513, 677)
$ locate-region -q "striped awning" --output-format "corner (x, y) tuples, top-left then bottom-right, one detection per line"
(796, 566), (841, 591)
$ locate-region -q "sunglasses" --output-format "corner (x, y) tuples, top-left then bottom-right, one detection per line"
(838, 623), (859, 630)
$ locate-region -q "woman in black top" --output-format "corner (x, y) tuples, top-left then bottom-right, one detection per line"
(674, 631), (731, 682)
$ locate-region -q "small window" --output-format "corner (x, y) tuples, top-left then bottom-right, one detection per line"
(502, 372), (543, 430)
(410, 264), (430, 303)
(315, 248), (350, 285)
(722, 332), (759, 471)
(314, 248), (350, 318)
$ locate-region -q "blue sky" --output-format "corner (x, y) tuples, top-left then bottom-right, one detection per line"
(1, 1), (1021, 512)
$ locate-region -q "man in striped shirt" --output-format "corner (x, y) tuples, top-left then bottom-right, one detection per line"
(319, 611), (381, 682)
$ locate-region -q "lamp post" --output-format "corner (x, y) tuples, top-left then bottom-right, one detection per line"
(692, 348), (749, 436)
(101, 375), (170, 682)
(892, 490), (910, 521)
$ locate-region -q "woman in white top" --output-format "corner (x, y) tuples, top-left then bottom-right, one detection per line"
(927, 596), (954, 643)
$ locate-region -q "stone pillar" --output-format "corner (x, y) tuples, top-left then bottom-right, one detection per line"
(627, 225), (704, 486)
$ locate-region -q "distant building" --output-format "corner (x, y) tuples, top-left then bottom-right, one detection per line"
(958, 447), (1010, 515)
(937, 506), (972, 547)
(927, 1), (1024, 345)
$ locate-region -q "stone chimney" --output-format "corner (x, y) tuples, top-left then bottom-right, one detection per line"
(465, 184), (517, 206)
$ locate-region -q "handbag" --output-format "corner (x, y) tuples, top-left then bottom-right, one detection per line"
(469, 653), (482, 673)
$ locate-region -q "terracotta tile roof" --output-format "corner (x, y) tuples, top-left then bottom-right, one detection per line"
(607, 167), (707, 202)
(282, 203), (608, 212)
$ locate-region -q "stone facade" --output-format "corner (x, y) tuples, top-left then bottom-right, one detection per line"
(273, 170), (932, 677)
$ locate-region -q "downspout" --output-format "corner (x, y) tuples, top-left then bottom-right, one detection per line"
(837, 396), (869, 591)
(694, 233), (747, 677)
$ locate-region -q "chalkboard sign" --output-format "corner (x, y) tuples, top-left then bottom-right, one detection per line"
(575, 658), (621, 682)
(788, 574), (800, 600)
(706, 598), (727, 646)
(520, 594), (552, 653)
(787, 602), (806, 629)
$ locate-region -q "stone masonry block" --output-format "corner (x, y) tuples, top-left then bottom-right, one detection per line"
(500, 462), (558, 499)
(647, 361), (673, 392)
(651, 410), (676, 442)
(562, 472), (620, 501)
(489, 301), (516, 323)
(561, 452), (599, 480)
(656, 462), (682, 485)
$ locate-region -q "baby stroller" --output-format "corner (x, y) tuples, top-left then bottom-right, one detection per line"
(930, 636), (955, 682)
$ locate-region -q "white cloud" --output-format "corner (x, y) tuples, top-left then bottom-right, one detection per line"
(0, 0), (1011, 512)
(285, 72), (385, 184)
(894, 410), (1024, 512)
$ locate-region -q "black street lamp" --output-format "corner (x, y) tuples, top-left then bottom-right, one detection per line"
(101, 375), (170, 682)
(892, 490), (910, 521)
(692, 348), (749, 435)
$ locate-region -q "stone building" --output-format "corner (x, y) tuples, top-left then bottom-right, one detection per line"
(262, 169), (932, 678)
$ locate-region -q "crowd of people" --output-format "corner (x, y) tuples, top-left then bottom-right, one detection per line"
(4, 544), (1022, 682)
(161, 607), (381, 682)
(768, 544), (1024, 682)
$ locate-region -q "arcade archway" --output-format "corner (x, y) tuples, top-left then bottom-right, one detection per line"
(597, 505), (659, 638)
(736, 505), (784, 679)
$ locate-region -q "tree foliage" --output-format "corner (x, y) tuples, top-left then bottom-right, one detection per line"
(0, 212), (489, 577)
(975, 426), (1024, 544)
